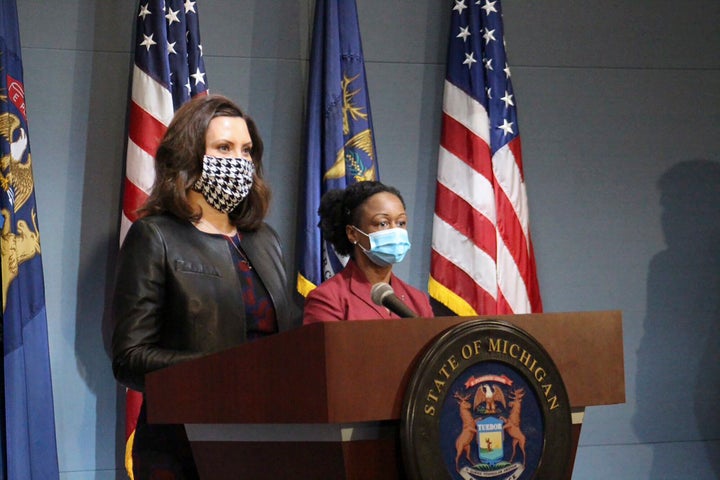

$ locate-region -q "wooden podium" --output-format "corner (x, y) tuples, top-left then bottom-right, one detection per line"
(145, 311), (625, 479)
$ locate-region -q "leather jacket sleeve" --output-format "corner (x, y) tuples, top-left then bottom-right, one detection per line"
(111, 218), (206, 391)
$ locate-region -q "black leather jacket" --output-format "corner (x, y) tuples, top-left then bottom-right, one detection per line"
(111, 214), (300, 391)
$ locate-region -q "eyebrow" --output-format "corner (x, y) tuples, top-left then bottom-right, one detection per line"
(211, 138), (252, 148)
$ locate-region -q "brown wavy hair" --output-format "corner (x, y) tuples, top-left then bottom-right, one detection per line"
(138, 94), (271, 230)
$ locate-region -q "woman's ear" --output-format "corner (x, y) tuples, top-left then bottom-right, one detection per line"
(346, 225), (359, 245)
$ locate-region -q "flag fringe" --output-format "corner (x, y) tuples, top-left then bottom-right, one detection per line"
(124, 430), (135, 480)
(428, 276), (478, 316)
(296, 273), (317, 298)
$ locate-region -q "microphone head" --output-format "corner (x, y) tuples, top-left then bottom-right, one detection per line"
(371, 282), (394, 306)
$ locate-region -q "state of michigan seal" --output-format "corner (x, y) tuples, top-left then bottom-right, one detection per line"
(400, 319), (571, 479)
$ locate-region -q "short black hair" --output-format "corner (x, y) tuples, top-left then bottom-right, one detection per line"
(318, 181), (405, 257)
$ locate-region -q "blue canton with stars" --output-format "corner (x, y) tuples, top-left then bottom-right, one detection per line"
(135, 0), (208, 110)
(447, 0), (519, 154)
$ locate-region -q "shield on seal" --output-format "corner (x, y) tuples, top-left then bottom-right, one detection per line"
(476, 416), (504, 465)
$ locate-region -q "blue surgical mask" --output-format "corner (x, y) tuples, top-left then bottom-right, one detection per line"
(352, 226), (411, 267)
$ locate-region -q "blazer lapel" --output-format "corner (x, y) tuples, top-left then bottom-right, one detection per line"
(347, 261), (389, 318)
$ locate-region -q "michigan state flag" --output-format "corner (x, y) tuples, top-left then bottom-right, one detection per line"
(296, 0), (379, 296)
(1, 0), (60, 478)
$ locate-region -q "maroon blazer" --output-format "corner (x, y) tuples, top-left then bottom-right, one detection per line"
(303, 260), (434, 324)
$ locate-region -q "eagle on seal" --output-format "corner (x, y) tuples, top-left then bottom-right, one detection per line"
(473, 384), (507, 414)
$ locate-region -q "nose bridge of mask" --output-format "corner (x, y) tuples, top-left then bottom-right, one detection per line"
(204, 155), (254, 177)
(368, 227), (408, 248)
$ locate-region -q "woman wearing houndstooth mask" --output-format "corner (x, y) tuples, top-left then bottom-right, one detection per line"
(111, 94), (301, 479)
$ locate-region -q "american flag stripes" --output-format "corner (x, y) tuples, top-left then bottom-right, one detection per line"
(120, 1), (207, 476)
(121, 0), (208, 240)
(429, 0), (542, 316)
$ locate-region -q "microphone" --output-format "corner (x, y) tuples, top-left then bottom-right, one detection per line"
(371, 282), (418, 318)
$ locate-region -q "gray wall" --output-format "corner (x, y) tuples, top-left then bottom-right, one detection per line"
(14, 1), (720, 478)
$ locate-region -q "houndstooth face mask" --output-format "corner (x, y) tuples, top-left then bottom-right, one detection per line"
(193, 155), (255, 213)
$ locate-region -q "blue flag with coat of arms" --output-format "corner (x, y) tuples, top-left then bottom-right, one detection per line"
(0, 0), (60, 478)
(296, 0), (380, 296)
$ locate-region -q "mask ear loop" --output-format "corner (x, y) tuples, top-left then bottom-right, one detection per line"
(348, 225), (368, 243)
(348, 225), (371, 257)
(349, 225), (369, 237)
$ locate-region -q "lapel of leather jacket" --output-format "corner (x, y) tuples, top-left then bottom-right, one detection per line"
(238, 227), (293, 332)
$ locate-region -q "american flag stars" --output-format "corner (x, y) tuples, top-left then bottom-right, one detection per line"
(134, 0), (207, 109)
(190, 68), (206, 86)
(139, 33), (156, 51)
(452, 0), (517, 144)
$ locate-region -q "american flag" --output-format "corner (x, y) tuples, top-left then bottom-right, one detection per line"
(121, 0), (208, 239)
(429, 0), (542, 315)
(120, 0), (207, 476)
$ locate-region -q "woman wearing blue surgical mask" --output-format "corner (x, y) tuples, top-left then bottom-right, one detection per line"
(111, 94), (301, 479)
(303, 181), (434, 323)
